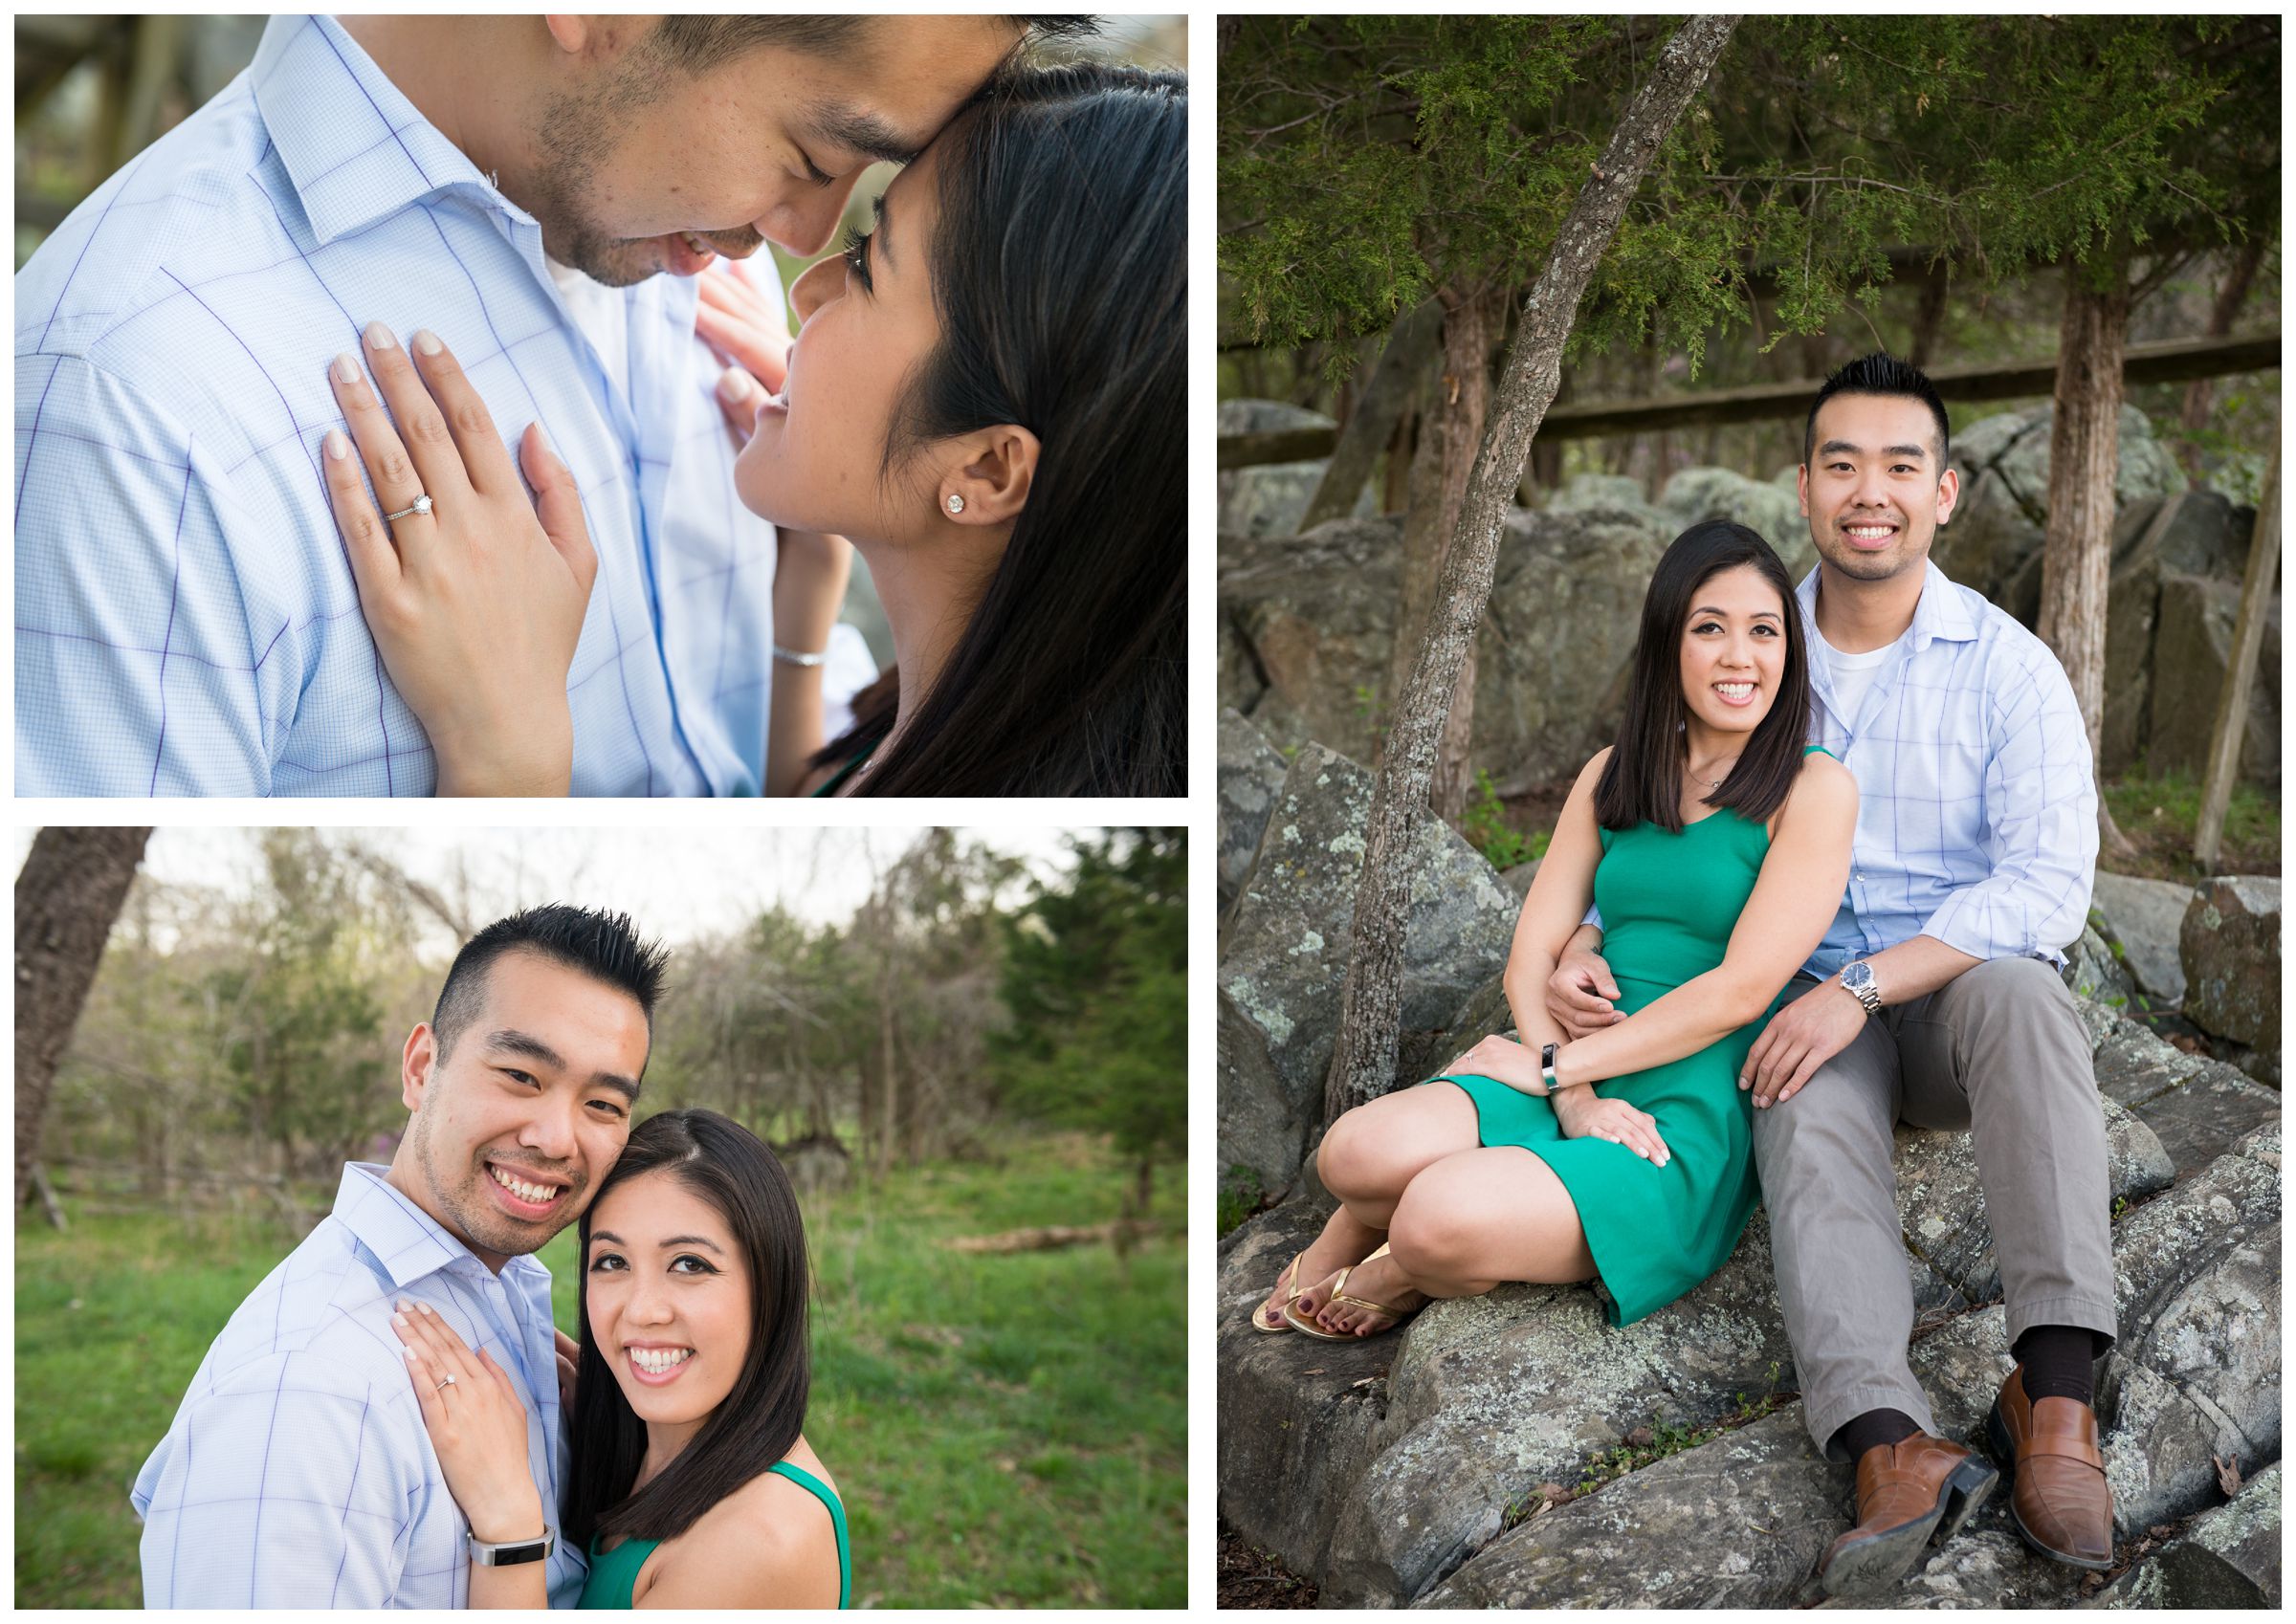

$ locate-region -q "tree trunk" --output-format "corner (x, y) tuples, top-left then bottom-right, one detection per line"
(1324, 14), (1741, 1124)
(1907, 262), (1950, 368)
(2194, 426), (2281, 869)
(2036, 268), (2137, 859)
(1301, 296), (1444, 532)
(2175, 237), (2264, 476)
(15, 826), (151, 1212)
(1384, 276), (1507, 822)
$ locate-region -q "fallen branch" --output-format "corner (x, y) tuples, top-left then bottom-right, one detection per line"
(944, 1220), (1160, 1254)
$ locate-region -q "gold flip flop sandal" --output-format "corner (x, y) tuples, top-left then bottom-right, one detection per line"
(1252, 1249), (1311, 1333)
(1282, 1243), (1419, 1341)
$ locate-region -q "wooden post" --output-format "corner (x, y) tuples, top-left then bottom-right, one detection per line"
(1299, 296), (1443, 531)
(2194, 428), (2281, 870)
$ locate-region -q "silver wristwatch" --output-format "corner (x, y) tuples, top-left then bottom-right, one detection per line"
(1839, 958), (1883, 1017)
(468, 1526), (556, 1568)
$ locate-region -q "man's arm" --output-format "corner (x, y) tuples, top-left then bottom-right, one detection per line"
(135, 1352), (414, 1606)
(16, 354), (281, 794)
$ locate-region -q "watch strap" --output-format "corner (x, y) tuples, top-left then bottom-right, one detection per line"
(468, 1526), (556, 1567)
(1540, 1042), (1561, 1089)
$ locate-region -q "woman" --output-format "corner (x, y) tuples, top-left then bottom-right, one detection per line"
(1255, 521), (1856, 1339)
(390, 1110), (849, 1607)
(320, 62), (1184, 796)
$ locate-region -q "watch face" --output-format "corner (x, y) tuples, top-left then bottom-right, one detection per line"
(1843, 962), (1872, 990)
(491, 1542), (549, 1567)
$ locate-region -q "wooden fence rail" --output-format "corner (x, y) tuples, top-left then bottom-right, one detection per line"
(1218, 330), (2282, 472)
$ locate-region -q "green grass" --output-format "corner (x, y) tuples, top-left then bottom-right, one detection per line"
(2101, 770), (2281, 883)
(16, 1135), (1183, 1609)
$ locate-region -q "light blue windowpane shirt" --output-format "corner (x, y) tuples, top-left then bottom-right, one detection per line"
(1582, 560), (2098, 977)
(16, 13), (784, 795)
(1797, 560), (2099, 977)
(131, 1163), (584, 1608)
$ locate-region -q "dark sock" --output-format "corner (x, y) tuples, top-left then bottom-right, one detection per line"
(2014, 1324), (2099, 1406)
(1833, 1407), (1922, 1463)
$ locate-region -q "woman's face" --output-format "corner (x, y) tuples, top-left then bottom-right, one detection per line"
(1677, 563), (1788, 738)
(734, 143), (948, 542)
(585, 1170), (751, 1433)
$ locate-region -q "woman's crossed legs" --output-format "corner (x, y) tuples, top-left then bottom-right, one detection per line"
(1267, 1082), (1597, 1336)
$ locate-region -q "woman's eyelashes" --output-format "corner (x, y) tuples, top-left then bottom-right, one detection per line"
(840, 224), (874, 293)
(585, 1251), (718, 1276)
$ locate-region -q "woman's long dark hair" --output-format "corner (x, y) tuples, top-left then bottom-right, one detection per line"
(1593, 520), (1810, 832)
(814, 62), (1186, 795)
(562, 1110), (811, 1549)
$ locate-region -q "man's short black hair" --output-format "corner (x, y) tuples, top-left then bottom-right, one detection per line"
(1803, 352), (1952, 472)
(648, 16), (1102, 77)
(430, 905), (670, 1063)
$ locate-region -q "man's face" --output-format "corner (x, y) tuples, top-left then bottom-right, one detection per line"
(526, 16), (1017, 287)
(1798, 392), (1960, 583)
(398, 951), (649, 1269)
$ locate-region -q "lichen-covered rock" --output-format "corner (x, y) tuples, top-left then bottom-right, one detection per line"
(1217, 708), (1289, 916)
(2126, 1060), (2281, 1178)
(2092, 1461), (2281, 1609)
(2103, 1123), (2281, 1535)
(1658, 465), (1816, 579)
(1216, 399), (1377, 539)
(1544, 472), (1649, 516)
(1217, 742), (1518, 1196)
(2090, 873), (2197, 1005)
(2064, 922), (2141, 1010)
(2179, 878), (2282, 1074)
(2080, 998), (2208, 1107)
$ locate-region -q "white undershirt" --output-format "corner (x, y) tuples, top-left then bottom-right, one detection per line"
(1814, 625), (1905, 730)
(542, 255), (629, 403)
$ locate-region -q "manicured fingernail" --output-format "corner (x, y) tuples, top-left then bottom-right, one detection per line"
(416, 1302), (433, 1316)
(325, 428), (349, 460)
(333, 352), (360, 384)
(402, 1344), (417, 1360)
(394, 1297), (409, 1311)
(412, 328), (442, 357)
(392, 1311), (408, 1328)
(717, 365), (752, 404)
(365, 320), (396, 351)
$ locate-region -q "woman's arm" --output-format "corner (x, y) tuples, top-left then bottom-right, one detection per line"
(762, 529), (853, 797)
(1551, 753), (1857, 1088)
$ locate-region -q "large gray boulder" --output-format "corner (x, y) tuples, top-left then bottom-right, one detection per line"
(1216, 708), (1289, 916)
(2146, 570), (2282, 785)
(1216, 399), (1377, 539)
(2089, 872), (2196, 1004)
(1659, 465), (1816, 579)
(1217, 741), (1518, 1196)
(2078, 994), (2279, 1177)
(1545, 472), (1649, 516)
(2090, 1462), (2281, 1609)
(2180, 877), (2282, 1086)
(2063, 922), (2140, 1010)
(1222, 506), (1671, 792)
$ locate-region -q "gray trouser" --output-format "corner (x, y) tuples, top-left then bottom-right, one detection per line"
(1752, 956), (2118, 1460)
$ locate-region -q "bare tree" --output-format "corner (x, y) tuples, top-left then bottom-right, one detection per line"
(16, 826), (152, 1212)
(1326, 16), (1741, 1121)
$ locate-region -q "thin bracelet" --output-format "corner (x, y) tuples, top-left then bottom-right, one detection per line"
(772, 643), (828, 668)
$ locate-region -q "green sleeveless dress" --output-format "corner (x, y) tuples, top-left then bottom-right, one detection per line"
(576, 1460), (851, 1609)
(1424, 749), (1823, 1326)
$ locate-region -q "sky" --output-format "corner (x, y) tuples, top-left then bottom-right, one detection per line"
(12, 826), (1085, 955)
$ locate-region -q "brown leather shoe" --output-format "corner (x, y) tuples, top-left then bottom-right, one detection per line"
(1819, 1432), (1998, 1596)
(1986, 1363), (2115, 1569)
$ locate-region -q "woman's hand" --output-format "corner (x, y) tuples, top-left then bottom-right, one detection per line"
(393, 1298), (547, 1544)
(1551, 1088), (1671, 1168)
(1444, 1034), (1544, 1092)
(554, 1327), (580, 1415)
(323, 322), (596, 797)
(696, 259), (791, 450)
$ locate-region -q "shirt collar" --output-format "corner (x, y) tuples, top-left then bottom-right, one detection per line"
(1796, 557), (1977, 654)
(252, 15), (531, 248)
(332, 1162), (552, 1294)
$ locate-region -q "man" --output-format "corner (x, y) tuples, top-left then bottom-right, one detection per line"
(1550, 354), (2113, 1595)
(15, 15), (1080, 795)
(133, 905), (669, 1606)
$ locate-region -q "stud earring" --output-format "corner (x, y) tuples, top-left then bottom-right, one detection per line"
(945, 493), (965, 516)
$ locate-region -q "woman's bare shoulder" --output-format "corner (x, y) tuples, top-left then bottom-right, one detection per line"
(636, 1442), (841, 1608)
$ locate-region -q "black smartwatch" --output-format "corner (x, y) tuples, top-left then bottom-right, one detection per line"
(1540, 1042), (1561, 1090)
(468, 1527), (556, 1567)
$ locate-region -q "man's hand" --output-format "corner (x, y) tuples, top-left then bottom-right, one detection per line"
(1547, 947), (1626, 1039)
(1740, 979), (1868, 1107)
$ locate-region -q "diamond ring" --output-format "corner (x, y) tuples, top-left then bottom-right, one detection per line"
(384, 493), (434, 522)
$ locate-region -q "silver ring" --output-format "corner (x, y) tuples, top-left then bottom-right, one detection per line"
(435, 1373), (457, 1392)
(384, 493), (434, 523)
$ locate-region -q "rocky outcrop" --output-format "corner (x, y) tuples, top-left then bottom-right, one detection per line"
(1223, 507), (1670, 791)
(2091, 1462), (2281, 1609)
(2146, 571), (2282, 784)
(2078, 995), (2278, 1177)
(2089, 872), (2197, 1005)
(2064, 923), (2140, 1010)
(1217, 709), (1289, 915)
(2180, 877), (2282, 1087)
(1657, 465), (1815, 579)
(1217, 742), (1519, 1197)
